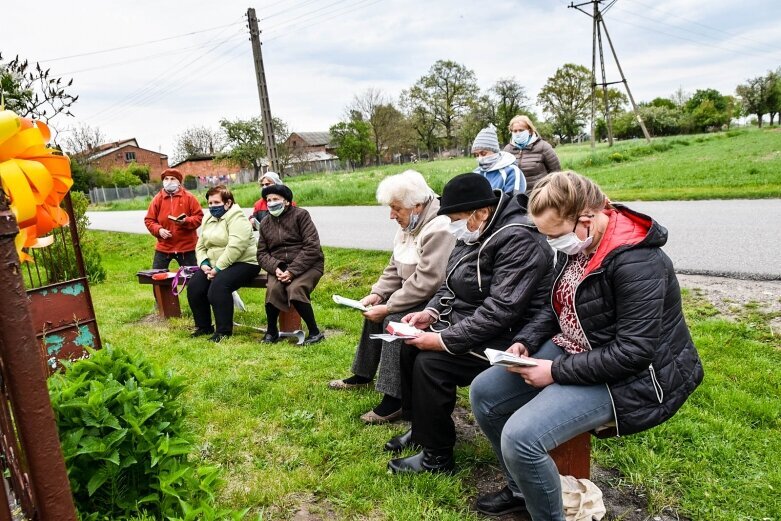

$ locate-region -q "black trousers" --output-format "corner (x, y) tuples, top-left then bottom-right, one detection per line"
(152, 250), (197, 269)
(186, 262), (260, 335)
(400, 344), (491, 451)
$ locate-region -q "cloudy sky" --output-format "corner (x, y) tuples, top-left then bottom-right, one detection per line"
(4, 0), (781, 156)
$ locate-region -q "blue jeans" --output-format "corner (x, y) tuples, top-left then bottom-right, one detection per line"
(470, 340), (614, 521)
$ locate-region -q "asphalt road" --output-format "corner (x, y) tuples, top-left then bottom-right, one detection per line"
(87, 198), (781, 280)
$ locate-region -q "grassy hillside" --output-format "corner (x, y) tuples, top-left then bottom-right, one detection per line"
(83, 231), (781, 519)
(91, 127), (781, 210)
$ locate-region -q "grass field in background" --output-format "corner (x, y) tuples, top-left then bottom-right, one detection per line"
(90, 127), (781, 211)
(88, 230), (781, 519)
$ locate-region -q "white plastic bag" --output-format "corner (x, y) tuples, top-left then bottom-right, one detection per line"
(232, 291), (247, 312)
(560, 474), (606, 521)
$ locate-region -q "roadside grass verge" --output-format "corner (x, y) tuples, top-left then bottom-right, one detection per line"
(86, 231), (781, 519)
(90, 128), (781, 211)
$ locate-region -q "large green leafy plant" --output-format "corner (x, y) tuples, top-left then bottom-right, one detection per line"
(48, 346), (245, 520)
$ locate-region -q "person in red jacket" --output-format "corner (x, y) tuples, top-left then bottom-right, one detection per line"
(144, 168), (204, 269)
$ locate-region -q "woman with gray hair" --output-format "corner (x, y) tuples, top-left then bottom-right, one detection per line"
(329, 170), (456, 424)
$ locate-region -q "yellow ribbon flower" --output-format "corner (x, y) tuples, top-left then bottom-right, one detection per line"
(0, 109), (73, 262)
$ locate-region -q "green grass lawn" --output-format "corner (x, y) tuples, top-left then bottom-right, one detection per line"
(91, 127), (781, 212)
(88, 231), (781, 519)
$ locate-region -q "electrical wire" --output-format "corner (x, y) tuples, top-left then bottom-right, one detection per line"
(85, 26), (246, 123)
(260, 0), (364, 35)
(39, 18), (244, 62)
(263, 0), (383, 42)
(611, 3), (781, 59)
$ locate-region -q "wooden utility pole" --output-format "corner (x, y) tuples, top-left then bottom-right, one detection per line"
(570, 0), (651, 146)
(247, 7), (281, 175)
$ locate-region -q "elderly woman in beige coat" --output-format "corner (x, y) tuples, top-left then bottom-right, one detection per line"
(329, 170), (456, 424)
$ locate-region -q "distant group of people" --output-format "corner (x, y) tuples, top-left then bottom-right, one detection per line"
(144, 168), (324, 344)
(143, 117), (704, 520)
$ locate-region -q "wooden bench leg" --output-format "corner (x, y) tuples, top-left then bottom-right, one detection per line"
(153, 284), (181, 318)
(550, 432), (591, 479)
(279, 308), (302, 332)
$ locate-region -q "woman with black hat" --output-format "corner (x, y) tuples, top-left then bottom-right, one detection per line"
(384, 173), (556, 475)
(256, 184), (325, 345)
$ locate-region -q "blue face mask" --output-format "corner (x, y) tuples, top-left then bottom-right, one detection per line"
(209, 205), (228, 218)
(512, 130), (531, 149)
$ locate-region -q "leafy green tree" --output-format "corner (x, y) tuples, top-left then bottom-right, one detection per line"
(537, 63), (592, 142)
(736, 76), (769, 127)
(400, 89), (441, 157)
(0, 52), (78, 135)
(459, 94), (496, 152)
(765, 69), (781, 126)
(408, 60), (479, 149)
(329, 119), (375, 169)
(490, 78), (530, 144)
(217, 116), (288, 180)
(649, 97), (677, 110)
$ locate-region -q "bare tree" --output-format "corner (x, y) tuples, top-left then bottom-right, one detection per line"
(0, 52), (78, 139)
(63, 123), (107, 157)
(172, 126), (225, 164)
(349, 88), (389, 165)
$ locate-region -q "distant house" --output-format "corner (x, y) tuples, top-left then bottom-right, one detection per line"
(170, 156), (244, 179)
(284, 131), (340, 173)
(84, 139), (170, 181)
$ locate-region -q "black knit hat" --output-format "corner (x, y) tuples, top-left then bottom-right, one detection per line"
(262, 184), (294, 202)
(437, 173), (500, 215)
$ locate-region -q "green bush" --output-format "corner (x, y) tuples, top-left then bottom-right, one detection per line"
(49, 346), (246, 521)
(125, 162), (151, 184)
(184, 175), (198, 190)
(609, 152), (626, 163)
(109, 167), (143, 188)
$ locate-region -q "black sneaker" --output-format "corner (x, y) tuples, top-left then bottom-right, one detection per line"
(475, 486), (526, 516)
(303, 332), (325, 345)
(262, 332), (279, 343)
(191, 327), (214, 338)
(208, 333), (229, 343)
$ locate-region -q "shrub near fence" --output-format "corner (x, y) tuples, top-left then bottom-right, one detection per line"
(88, 171), (256, 204)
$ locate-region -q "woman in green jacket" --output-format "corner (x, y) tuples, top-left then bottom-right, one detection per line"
(188, 185), (260, 342)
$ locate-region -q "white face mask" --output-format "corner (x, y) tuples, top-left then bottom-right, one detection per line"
(477, 153), (500, 171)
(448, 212), (481, 243)
(512, 130), (531, 148)
(547, 222), (593, 256)
(163, 180), (180, 193)
(404, 212), (420, 232)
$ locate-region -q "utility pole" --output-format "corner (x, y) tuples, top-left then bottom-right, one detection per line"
(569, 0), (651, 147)
(247, 7), (281, 175)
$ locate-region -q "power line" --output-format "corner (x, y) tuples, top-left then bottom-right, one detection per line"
(264, 0), (382, 42)
(260, 0), (365, 35)
(261, 0), (322, 21)
(612, 3), (781, 60)
(59, 42), (209, 76)
(608, 14), (781, 62)
(39, 19), (243, 63)
(85, 26), (245, 123)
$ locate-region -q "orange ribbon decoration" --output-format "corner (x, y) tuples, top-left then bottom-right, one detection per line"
(0, 109), (73, 262)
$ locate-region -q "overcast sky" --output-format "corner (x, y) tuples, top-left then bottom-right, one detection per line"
(4, 0), (781, 156)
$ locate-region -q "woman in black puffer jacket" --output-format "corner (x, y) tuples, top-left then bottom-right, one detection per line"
(470, 171), (703, 521)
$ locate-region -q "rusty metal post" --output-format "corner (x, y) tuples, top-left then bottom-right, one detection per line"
(0, 192), (77, 520)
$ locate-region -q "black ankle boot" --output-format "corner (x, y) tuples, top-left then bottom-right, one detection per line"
(475, 486), (527, 516)
(387, 448), (455, 474)
(383, 429), (420, 453)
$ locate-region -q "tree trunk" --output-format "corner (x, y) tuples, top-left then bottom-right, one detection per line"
(253, 162), (261, 181)
(770, 112), (777, 126)
(756, 112), (763, 128)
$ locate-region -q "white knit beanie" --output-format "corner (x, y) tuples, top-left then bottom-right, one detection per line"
(471, 125), (500, 153)
(260, 171), (283, 185)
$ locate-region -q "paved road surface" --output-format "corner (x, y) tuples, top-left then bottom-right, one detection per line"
(87, 199), (781, 279)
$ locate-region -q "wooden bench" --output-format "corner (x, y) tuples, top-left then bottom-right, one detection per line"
(550, 433), (591, 479)
(137, 270), (301, 332)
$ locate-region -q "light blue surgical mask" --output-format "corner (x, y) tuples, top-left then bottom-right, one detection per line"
(477, 153), (500, 171)
(512, 130), (531, 149)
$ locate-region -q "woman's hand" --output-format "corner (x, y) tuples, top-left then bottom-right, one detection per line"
(507, 342), (528, 357)
(508, 359), (554, 388)
(360, 294), (383, 307)
(206, 267), (217, 280)
(201, 264), (211, 274)
(277, 270), (293, 283)
(404, 332), (443, 351)
(362, 304), (388, 323)
(402, 310), (436, 329)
